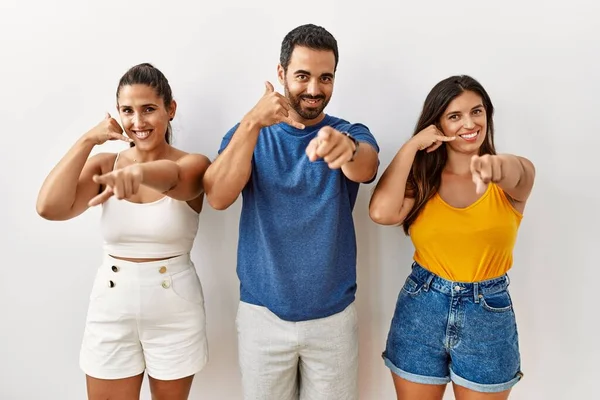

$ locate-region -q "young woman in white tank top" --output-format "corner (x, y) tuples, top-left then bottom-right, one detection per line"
(36, 63), (211, 400)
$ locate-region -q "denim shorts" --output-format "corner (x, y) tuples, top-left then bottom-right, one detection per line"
(382, 262), (523, 393)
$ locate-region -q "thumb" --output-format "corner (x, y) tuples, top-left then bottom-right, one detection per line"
(88, 186), (114, 207)
(105, 112), (111, 120)
(474, 176), (487, 194)
(264, 81), (274, 94)
(471, 167), (486, 194)
(470, 154), (480, 174)
(305, 138), (319, 161)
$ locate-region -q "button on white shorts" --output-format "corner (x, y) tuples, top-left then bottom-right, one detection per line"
(79, 253), (208, 380)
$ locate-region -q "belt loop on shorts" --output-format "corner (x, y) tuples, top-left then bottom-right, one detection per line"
(473, 282), (480, 303)
(423, 273), (435, 292)
(506, 274), (511, 286)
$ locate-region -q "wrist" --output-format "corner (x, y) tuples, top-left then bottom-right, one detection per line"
(497, 154), (514, 167)
(343, 132), (359, 162)
(403, 138), (421, 154)
(241, 112), (263, 131)
(79, 132), (99, 148)
(133, 163), (146, 182)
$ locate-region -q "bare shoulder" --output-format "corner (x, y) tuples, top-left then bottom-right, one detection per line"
(171, 148), (211, 166)
(88, 152), (119, 174)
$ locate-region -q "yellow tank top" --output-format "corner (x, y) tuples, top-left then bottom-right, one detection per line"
(409, 183), (522, 282)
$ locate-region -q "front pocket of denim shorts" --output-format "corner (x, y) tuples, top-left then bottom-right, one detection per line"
(170, 268), (204, 305)
(401, 276), (421, 296)
(481, 291), (513, 313)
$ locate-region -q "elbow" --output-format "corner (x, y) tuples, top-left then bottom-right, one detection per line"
(36, 201), (58, 221)
(355, 169), (377, 183)
(205, 192), (235, 211)
(202, 175), (238, 211)
(347, 162), (378, 184)
(36, 197), (72, 221)
(369, 204), (402, 226)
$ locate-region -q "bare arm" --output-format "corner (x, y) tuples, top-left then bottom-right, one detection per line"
(202, 117), (261, 210)
(89, 154), (212, 206)
(36, 136), (110, 221)
(470, 154), (536, 205)
(493, 154), (536, 204)
(36, 114), (130, 221)
(305, 126), (379, 182)
(342, 142), (379, 183)
(203, 81), (304, 211)
(369, 125), (455, 226)
(369, 141), (419, 226)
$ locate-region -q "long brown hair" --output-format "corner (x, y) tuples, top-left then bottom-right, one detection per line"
(402, 75), (497, 235)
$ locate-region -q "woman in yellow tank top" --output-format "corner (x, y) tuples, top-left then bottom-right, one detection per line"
(370, 75), (535, 400)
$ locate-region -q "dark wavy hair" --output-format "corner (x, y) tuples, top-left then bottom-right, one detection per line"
(403, 75), (497, 235)
(280, 24), (339, 72)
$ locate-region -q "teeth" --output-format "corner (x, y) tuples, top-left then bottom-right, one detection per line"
(134, 130), (151, 139)
(461, 131), (478, 139)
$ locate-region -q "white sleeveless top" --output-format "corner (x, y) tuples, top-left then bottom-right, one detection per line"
(100, 153), (200, 258)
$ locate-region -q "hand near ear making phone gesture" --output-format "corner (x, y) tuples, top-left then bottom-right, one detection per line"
(409, 125), (456, 153)
(85, 113), (132, 145)
(247, 81), (306, 130)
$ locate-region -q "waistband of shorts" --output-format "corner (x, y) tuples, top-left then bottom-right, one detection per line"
(101, 253), (193, 276)
(410, 261), (509, 297)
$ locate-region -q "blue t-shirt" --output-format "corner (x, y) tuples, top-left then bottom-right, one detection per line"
(218, 114), (379, 321)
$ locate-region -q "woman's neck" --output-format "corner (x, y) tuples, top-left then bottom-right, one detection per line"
(131, 144), (171, 163)
(444, 148), (476, 176)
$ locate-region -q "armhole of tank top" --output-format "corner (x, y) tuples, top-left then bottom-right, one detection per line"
(112, 152), (121, 171)
(98, 152), (120, 196)
(495, 184), (523, 218)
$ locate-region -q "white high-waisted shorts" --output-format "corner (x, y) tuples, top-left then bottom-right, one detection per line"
(79, 253), (208, 380)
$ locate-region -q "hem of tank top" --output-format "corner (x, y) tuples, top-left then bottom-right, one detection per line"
(105, 252), (191, 260)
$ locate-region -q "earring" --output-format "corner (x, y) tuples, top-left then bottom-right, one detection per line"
(169, 117), (173, 121)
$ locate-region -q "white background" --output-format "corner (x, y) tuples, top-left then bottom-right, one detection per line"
(1, 0), (598, 399)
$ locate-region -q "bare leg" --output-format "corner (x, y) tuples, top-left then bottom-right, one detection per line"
(149, 374), (195, 400)
(86, 373), (144, 400)
(391, 373), (446, 400)
(453, 382), (511, 400)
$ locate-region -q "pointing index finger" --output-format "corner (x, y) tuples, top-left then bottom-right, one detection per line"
(437, 135), (456, 141)
(92, 174), (106, 184)
(114, 133), (132, 142)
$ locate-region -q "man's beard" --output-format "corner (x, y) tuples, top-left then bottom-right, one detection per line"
(284, 84), (329, 121)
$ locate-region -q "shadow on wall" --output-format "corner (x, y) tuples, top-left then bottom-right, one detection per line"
(189, 199), (244, 399)
(353, 185), (415, 399)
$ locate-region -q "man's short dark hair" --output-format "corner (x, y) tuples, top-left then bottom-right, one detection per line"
(280, 24), (339, 72)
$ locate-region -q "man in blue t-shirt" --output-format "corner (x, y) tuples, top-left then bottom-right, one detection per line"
(203, 24), (379, 399)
